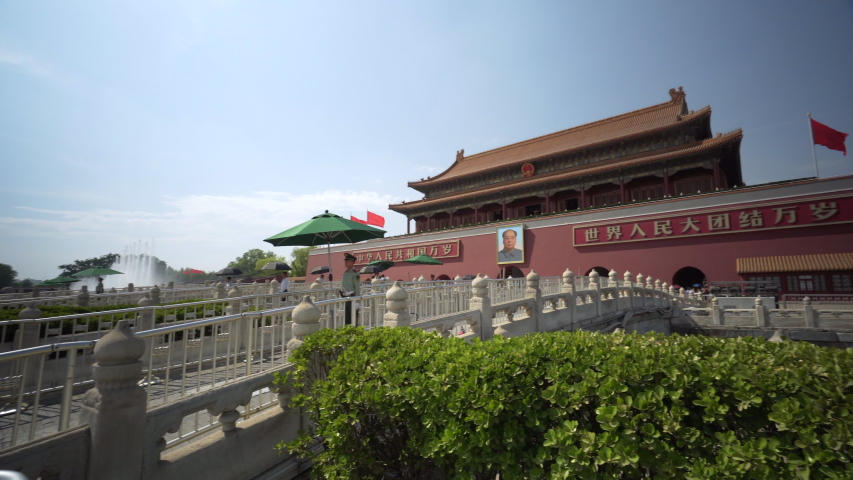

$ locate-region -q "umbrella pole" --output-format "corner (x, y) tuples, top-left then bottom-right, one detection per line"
(326, 242), (332, 280)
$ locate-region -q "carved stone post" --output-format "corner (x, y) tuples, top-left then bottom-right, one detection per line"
(16, 304), (42, 349)
(623, 271), (633, 307)
(561, 269), (575, 294)
(383, 281), (410, 327)
(225, 286), (241, 315)
(560, 269), (575, 326)
(469, 274), (492, 341)
(270, 279), (281, 308)
(137, 295), (155, 331)
(754, 297), (767, 327)
(711, 296), (722, 325)
(77, 285), (90, 307)
(149, 285), (161, 305)
(803, 296), (816, 328)
(525, 270), (542, 332)
(636, 274), (645, 307)
(214, 282), (227, 299)
(287, 296), (321, 361)
(81, 320), (146, 480)
(127, 283), (134, 293)
(167, 281), (174, 290)
(589, 270), (601, 316)
(608, 269), (618, 288)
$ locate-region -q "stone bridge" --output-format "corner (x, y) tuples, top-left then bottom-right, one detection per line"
(0, 270), (847, 480)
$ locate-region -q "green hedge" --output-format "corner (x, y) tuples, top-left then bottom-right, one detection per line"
(276, 328), (853, 479)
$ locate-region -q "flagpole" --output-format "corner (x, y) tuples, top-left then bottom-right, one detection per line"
(808, 113), (819, 178)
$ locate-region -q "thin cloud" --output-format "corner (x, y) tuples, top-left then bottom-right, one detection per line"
(0, 190), (401, 272)
(0, 46), (52, 77)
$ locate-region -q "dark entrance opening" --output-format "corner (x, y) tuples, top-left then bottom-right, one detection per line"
(493, 211), (503, 221)
(525, 204), (542, 216)
(585, 266), (609, 277)
(672, 266), (706, 290)
(501, 266), (524, 278)
(565, 198), (579, 211)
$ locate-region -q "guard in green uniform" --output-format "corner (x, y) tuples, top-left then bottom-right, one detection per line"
(341, 253), (361, 325)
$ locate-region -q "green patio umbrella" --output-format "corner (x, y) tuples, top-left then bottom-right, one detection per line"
(403, 254), (443, 279)
(263, 211), (386, 279)
(367, 260), (395, 271)
(73, 267), (124, 277)
(403, 255), (443, 265)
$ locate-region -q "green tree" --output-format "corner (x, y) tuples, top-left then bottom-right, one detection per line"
(0, 263), (18, 289)
(228, 248), (275, 276)
(289, 246), (315, 277)
(58, 253), (120, 277)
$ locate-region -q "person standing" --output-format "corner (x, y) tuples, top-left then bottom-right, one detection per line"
(341, 253), (361, 325)
(279, 271), (290, 299)
(95, 277), (105, 294)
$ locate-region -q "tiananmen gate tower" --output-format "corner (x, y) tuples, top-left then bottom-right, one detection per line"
(307, 88), (853, 297)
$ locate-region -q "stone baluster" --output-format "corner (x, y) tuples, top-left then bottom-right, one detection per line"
(635, 274), (645, 307)
(589, 270), (601, 316)
(149, 285), (161, 305)
(470, 274), (492, 340)
(454, 275), (462, 281)
(562, 269), (575, 294)
(226, 285), (241, 315)
(754, 297), (767, 327)
(204, 280), (210, 287)
(270, 279), (281, 308)
(370, 277), (381, 295)
(383, 282), (410, 327)
(167, 281), (174, 290)
(127, 283), (134, 292)
(214, 282), (227, 299)
(711, 296), (722, 325)
(137, 295), (155, 331)
(77, 285), (90, 306)
(608, 269), (618, 288)
(622, 271), (633, 306)
(655, 279), (662, 291)
(525, 270), (542, 332)
(81, 320), (146, 480)
(418, 275), (426, 282)
(31, 288), (39, 298)
(108, 287), (117, 294)
(287, 296), (321, 361)
(803, 296), (816, 328)
(16, 304), (42, 349)
(668, 285), (675, 296)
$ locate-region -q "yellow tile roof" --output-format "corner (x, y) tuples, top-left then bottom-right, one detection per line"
(737, 253), (853, 274)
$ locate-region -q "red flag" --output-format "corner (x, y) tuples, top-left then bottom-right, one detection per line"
(367, 211), (385, 227)
(811, 118), (848, 155)
(350, 215), (367, 224)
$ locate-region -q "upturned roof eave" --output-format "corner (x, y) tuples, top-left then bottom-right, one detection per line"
(407, 105), (711, 190)
(389, 128), (741, 213)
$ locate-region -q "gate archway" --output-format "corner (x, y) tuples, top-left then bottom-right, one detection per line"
(672, 266), (706, 289)
(501, 266), (524, 278)
(585, 266), (610, 277)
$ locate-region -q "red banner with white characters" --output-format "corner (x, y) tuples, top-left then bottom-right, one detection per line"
(574, 195), (853, 247)
(351, 240), (460, 265)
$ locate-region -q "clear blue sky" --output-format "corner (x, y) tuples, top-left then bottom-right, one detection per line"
(2, 1), (852, 280)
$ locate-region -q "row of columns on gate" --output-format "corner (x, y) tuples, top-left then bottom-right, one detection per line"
(406, 164), (727, 232)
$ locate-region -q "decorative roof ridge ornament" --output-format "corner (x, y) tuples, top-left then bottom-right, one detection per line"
(456, 149), (464, 161)
(669, 86), (685, 102)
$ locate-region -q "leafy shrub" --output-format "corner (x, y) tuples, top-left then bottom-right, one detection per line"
(276, 327), (853, 479)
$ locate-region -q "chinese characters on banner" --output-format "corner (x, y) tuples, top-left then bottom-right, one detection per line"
(574, 197), (852, 247)
(351, 240), (460, 265)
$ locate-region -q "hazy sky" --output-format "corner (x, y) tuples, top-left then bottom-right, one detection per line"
(2, 1), (852, 280)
